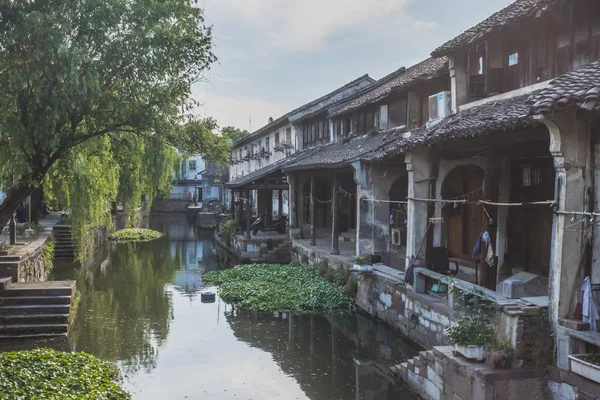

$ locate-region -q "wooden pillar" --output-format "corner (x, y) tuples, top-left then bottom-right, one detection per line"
(331, 173), (340, 255)
(246, 189), (251, 239)
(310, 175), (316, 246)
(298, 179), (305, 239)
(478, 151), (499, 290)
(278, 189), (283, 216)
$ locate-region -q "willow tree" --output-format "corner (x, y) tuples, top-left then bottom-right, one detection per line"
(0, 0), (217, 229)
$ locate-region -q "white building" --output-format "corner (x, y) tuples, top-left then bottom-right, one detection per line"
(170, 155), (224, 205)
(227, 74), (375, 218)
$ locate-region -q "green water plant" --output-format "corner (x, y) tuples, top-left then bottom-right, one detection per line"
(203, 264), (354, 313)
(0, 348), (130, 399)
(109, 228), (163, 243)
(42, 234), (55, 274)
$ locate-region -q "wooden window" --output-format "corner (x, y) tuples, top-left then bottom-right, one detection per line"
(505, 47), (521, 91)
(365, 111), (375, 132)
(379, 105), (389, 130)
(389, 99), (407, 128)
(275, 132), (280, 148)
(188, 160), (197, 171)
(285, 128), (292, 144)
(469, 48), (486, 98)
(265, 137), (270, 152)
(533, 38), (549, 82)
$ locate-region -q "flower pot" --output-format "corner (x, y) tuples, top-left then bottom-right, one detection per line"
(569, 354), (600, 384)
(352, 264), (374, 274)
(454, 345), (485, 362)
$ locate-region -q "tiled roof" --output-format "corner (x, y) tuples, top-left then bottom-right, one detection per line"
(282, 131), (404, 172)
(529, 60), (600, 114)
(431, 0), (553, 57)
(329, 58), (448, 118)
(360, 127), (424, 162)
(233, 74), (374, 148)
(226, 148), (321, 188)
(364, 93), (539, 162)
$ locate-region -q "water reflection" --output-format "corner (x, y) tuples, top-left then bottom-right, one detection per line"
(3, 214), (419, 399)
(226, 309), (419, 400)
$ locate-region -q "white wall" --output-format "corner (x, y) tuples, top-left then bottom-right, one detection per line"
(230, 122), (296, 180)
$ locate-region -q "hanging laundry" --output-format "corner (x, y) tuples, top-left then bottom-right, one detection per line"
(486, 241), (495, 266)
(389, 214), (394, 225)
(472, 232), (483, 258)
(582, 277), (598, 331)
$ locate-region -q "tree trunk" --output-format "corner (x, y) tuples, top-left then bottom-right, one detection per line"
(0, 182), (36, 231)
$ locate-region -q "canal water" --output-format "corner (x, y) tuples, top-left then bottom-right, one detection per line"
(5, 214), (420, 399)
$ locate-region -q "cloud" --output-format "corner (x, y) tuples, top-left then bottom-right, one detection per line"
(191, 85), (288, 132)
(413, 20), (440, 30)
(206, 0), (413, 54)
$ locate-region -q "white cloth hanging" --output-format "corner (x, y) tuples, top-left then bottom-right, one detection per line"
(581, 277), (598, 331)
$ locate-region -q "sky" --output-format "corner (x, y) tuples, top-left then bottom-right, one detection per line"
(193, 0), (513, 133)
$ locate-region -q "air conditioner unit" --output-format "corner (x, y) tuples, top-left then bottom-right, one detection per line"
(390, 228), (402, 247)
(428, 91), (452, 123)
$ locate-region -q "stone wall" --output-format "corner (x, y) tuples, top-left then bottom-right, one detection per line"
(547, 367), (600, 400)
(0, 232), (54, 283)
(151, 199), (190, 213)
(393, 347), (547, 400)
(18, 246), (48, 282)
(355, 272), (452, 348)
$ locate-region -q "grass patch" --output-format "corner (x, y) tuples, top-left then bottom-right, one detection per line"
(108, 228), (162, 243)
(0, 348), (130, 399)
(204, 264), (354, 313)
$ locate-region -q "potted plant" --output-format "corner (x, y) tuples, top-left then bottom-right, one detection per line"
(410, 119), (419, 130)
(352, 255), (373, 273)
(446, 316), (494, 362)
(569, 354), (600, 384)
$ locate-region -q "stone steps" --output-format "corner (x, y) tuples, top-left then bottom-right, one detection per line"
(0, 304), (71, 315)
(52, 225), (75, 261)
(0, 277), (75, 339)
(0, 313), (69, 325)
(0, 295), (72, 306)
(0, 323), (68, 335)
(1, 287), (74, 297)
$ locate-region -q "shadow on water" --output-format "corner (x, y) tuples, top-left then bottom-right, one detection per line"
(0, 214), (420, 399)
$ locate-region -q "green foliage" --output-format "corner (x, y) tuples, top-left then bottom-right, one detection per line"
(179, 119), (232, 168)
(0, 348), (130, 399)
(485, 338), (514, 353)
(324, 267), (346, 287)
(219, 219), (239, 247)
(109, 228), (163, 243)
(446, 316), (495, 347)
(42, 234), (55, 274)
(0, 0), (219, 234)
(353, 255), (367, 265)
(222, 126), (250, 143)
(203, 264), (354, 313)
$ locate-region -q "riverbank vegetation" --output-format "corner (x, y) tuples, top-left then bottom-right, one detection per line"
(203, 264), (354, 313)
(109, 228), (163, 243)
(0, 348), (130, 399)
(0, 0), (230, 261)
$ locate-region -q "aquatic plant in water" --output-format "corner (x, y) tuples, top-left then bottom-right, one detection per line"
(203, 263), (354, 313)
(0, 348), (130, 399)
(109, 228), (163, 243)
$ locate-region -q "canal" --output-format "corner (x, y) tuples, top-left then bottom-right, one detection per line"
(5, 214), (420, 399)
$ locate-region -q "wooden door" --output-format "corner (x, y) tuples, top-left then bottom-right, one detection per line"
(442, 165), (484, 260)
